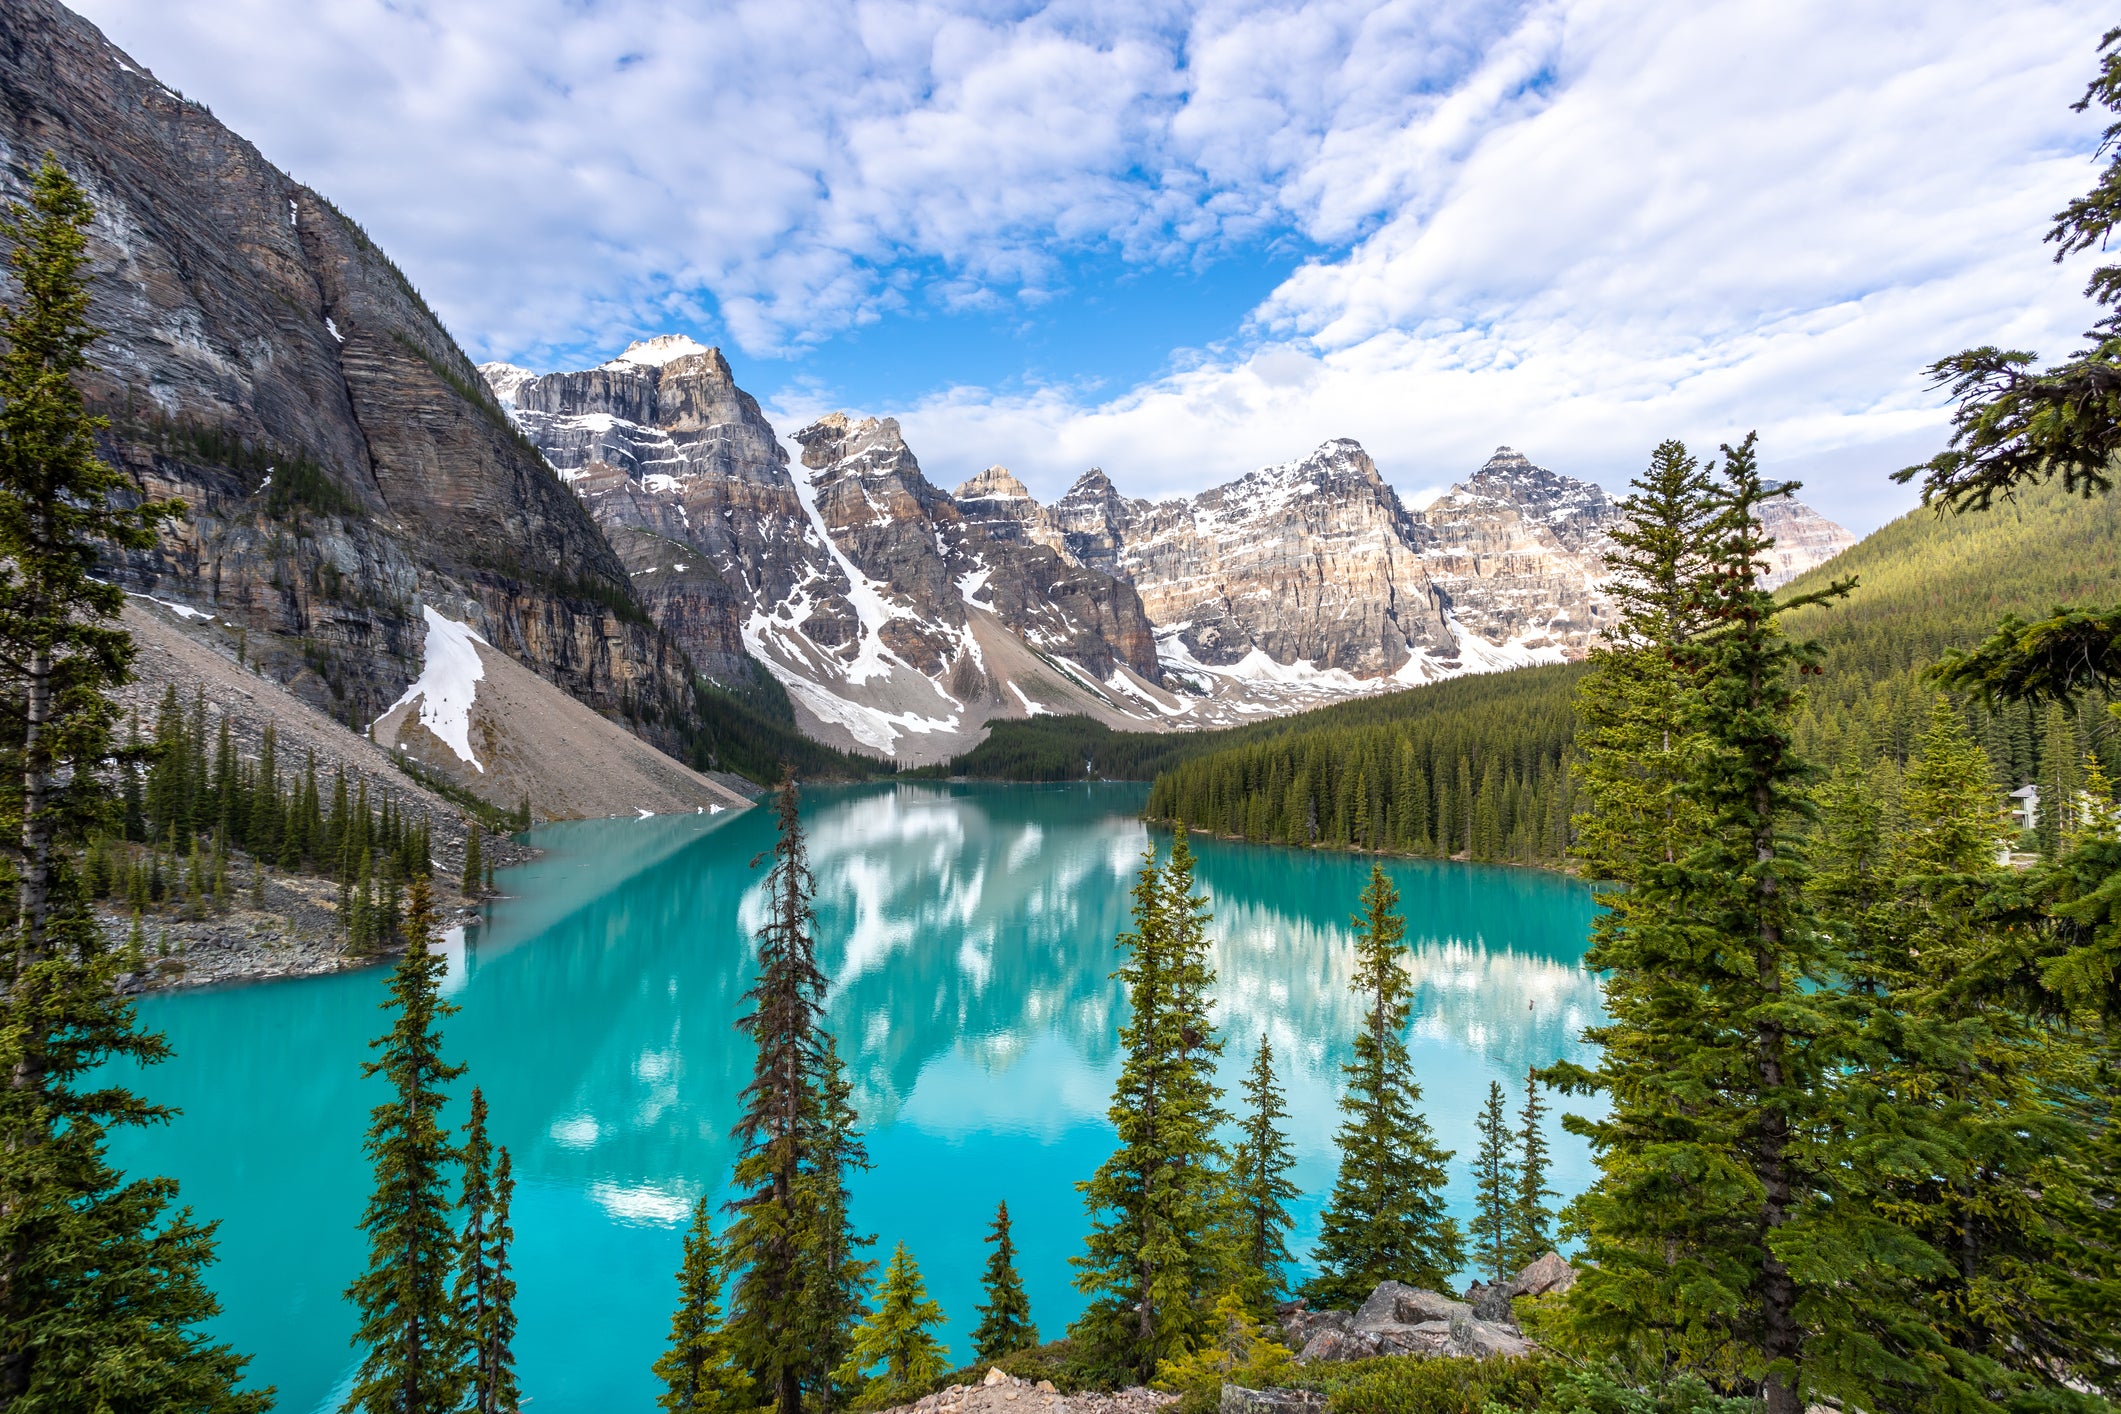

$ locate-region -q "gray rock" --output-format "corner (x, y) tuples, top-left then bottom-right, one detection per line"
(1507, 1252), (1577, 1299)
(1278, 1304), (1352, 1353)
(1297, 1327), (1383, 1363)
(1464, 1279), (1515, 1325)
(1353, 1281), (1470, 1330)
(1219, 1386), (1326, 1414)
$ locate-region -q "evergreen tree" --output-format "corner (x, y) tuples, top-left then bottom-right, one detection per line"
(1306, 866), (1461, 1306)
(1506, 1067), (1555, 1271)
(1229, 1034), (1298, 1310)
(654, 1198), (752, 1414)
(344, 878), (467, 1414)
(1071, 828), (1229, 1381)
(1469, 1081), (1517, 1285)
(724, 776), (854, 1414)
(970, 1201), (1037, 1363)
(463, 822), (484, 898)
(834, 1242), (946, 1411)
(797, 1033), (874, 1411)
(1813, 698), (2087, 1409)
(1548, 438), (1862, 1414)
(0, 154), (261, 1412)
(456, 1088), (519, 1414)
(1572, 440), (1717, 883)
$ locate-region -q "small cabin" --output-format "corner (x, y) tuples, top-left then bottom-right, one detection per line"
(2007, 784), (2039, 834)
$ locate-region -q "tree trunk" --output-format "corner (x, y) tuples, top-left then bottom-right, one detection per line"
(18, 644), (50, 971)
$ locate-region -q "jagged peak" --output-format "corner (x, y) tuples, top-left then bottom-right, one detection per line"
(793, 412), (913, 473)
(478, 362), (538, 407)
(602, 333), (717, 370)
(955, 466), (1033, 503)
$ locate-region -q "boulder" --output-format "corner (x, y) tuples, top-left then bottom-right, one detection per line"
(1450, 1316), (1533, 1360)
(1297, 1326), (1383, 1363)
(1219, 1386), (1327, 1414)
(1463, 1280), (1515, 1325)
(1507, 1252), (1577, 1299)
(1353, 1281), (1470, 1330)
(1278, 1304), (1352, 1353)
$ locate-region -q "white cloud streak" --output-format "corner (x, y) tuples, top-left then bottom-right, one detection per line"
(73, 0), (2112, 530)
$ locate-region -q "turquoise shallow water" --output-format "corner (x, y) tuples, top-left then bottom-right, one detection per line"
(111, 781), (1604, 1412)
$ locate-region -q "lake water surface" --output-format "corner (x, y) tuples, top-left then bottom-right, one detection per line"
(114, 782), (1604, 1412)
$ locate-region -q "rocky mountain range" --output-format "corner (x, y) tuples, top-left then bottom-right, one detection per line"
(485, 340), (1856, 764)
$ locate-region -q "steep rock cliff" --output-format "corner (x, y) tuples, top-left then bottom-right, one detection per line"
(0, 0), (698, 761)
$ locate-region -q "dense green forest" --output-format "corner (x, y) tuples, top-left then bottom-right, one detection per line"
(1139, 475), (2121, 865)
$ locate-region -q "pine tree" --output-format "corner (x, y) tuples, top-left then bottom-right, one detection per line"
(1071, 828), (1229, 1381)
(970, 1201), (1038, 1362)
(1229, 1034), (1298, 1310)
(654, 1197), (752, 1414)
(798, 1033), (875, 1411)
(834, 1242), (946, 1409)
(1306, 866), (1461, 1306)
(1505, 1067), (1555, 1271)
(344, 878), (467, 1414)
(1572, 439), (1717, 883)
(0, 154), (261, 1412)
(1548, 438), (1862, 1414)
(721, 780), (835, 1407)
(463, 821), (484, 898)
(456, 1088), (519, 1414)
(1469, 1081), (1518, 1285)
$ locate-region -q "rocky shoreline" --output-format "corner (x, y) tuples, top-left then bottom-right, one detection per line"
(104, 833), (539, 993)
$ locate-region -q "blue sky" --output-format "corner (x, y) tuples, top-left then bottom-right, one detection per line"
(73, 0), (2111, 530)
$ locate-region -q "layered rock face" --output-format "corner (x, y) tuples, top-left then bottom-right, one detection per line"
(1, 0), (696, 760)
(1013, 442), (1855, 712)
(502, 336), (850, 680)
(1060, 439), (1454, 680)
(492, 351), (1166, 761)
(1412, 448), (1623, 656)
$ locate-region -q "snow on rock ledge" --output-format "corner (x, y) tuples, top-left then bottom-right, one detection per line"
(378, 606), (490, 773)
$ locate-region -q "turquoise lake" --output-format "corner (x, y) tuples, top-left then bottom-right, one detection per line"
(112, 782), (1605, 1412)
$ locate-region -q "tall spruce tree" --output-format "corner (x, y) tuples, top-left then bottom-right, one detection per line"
(724, 776), (868, 1414)
(1469, 1081), (1518, 1285)
(1306, 865), (1460, 1306)
(0, 154), (262, 1412)
(1229, 1034), (1298, 1310)
(1549, 438), (1863, 1414)
(797, 1033), (874, 1412)
(834, 1242), (947, 1409)
(654, 1198), (752, 1414)
(344, 878), (467, 1414)
(1572, 439), (1717, 883)
(970, 1201), (1037, 1362)
(455, 1087), (519, 1414)
(1071, 827), (1229, 1382)
(1505, 1067), (1555, 1271)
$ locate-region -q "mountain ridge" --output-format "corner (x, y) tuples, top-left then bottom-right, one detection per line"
(484, 341), (1856, 764)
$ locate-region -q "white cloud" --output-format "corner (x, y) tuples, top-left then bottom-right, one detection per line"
(869, 0), (2110, 531)
(73, 0), (2114, 532)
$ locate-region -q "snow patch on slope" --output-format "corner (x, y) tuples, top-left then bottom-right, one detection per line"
(379, 607), (490, 773)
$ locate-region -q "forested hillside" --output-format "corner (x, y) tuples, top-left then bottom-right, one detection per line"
(1140, 475), (2121, 865)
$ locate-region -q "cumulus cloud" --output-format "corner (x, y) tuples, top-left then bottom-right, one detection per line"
(73, 0), (2112, 530)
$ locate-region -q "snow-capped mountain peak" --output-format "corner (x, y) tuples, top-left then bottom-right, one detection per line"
(602, 333), (713, 369)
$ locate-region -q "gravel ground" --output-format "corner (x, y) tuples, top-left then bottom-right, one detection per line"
(885, 1370), (1176, 1414)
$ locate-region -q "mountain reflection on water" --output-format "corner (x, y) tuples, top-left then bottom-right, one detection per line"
(116, 781), (1604, 1413)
